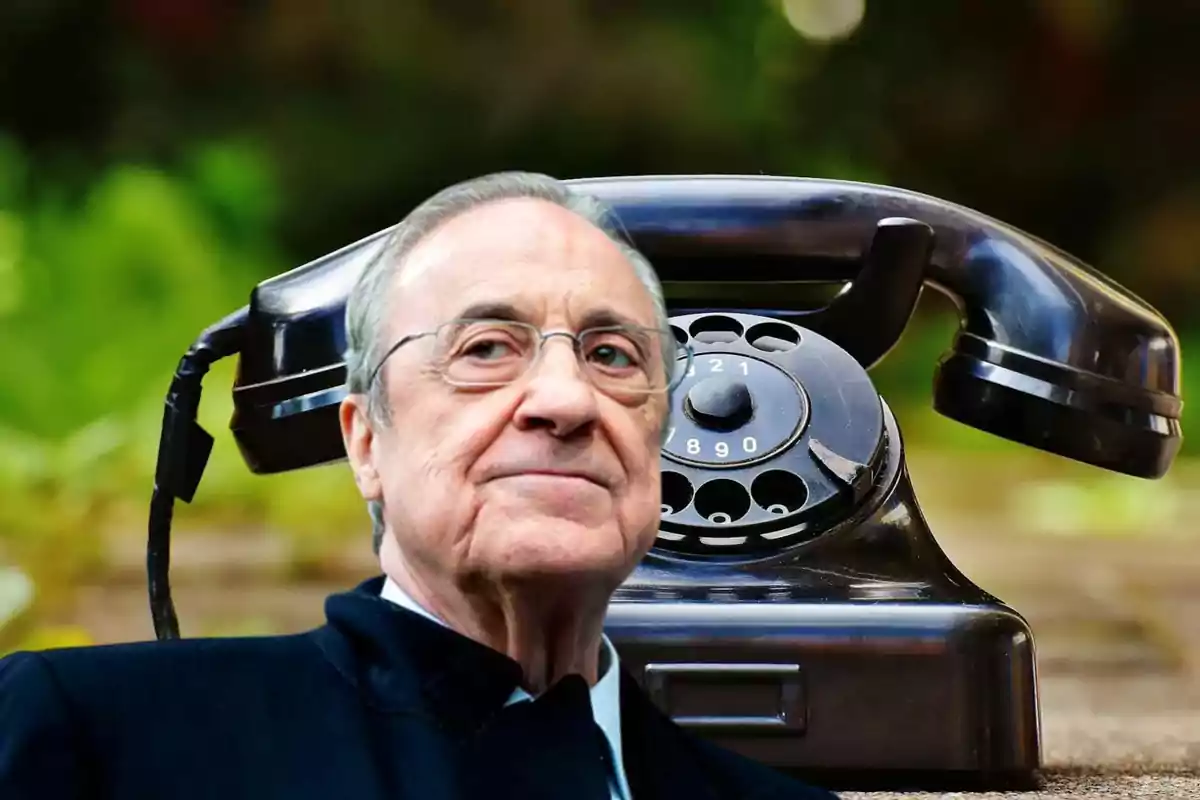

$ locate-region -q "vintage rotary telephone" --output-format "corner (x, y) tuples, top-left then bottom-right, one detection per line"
(146, 176), (1183, 791)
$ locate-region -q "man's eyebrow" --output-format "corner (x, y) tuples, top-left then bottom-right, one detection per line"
(452, 301), (528, 322)
(450, 303), (651, 331)
(577, 307), (648, 330)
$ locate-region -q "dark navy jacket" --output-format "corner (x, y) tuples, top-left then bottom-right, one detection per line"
(0, 577), (837, 799)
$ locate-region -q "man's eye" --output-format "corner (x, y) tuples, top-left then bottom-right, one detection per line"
(461, 338), (521, 360)
(587, 342), (640, 370)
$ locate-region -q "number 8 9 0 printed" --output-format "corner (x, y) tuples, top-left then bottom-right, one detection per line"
(666, 428), (759, 459)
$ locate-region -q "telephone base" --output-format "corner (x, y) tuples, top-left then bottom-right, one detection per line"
(605, 598), (1041, 791)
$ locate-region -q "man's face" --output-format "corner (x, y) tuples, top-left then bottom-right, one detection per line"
(342, 198), (668, 596)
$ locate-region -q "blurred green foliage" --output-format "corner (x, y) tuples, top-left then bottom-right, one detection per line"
(0, 136), (276, 438)
(0, 135), (290, 641)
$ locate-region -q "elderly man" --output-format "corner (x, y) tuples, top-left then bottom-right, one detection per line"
(0, 173), (837, 799)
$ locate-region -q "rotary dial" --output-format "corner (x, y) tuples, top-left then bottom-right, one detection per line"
(664, 353), (808, 468)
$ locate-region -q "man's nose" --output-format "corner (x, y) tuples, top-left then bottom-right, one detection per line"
(512, 338), (599, 438)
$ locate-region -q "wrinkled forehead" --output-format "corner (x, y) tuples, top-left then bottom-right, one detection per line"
(384, 198), (659, 334)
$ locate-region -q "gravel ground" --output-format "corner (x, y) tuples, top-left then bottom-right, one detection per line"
(841, 776), (1200, 800)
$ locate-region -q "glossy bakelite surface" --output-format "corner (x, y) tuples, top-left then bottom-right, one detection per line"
(229, 175), (1182, 478)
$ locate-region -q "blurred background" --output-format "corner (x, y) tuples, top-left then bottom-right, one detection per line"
(0, 0), (1197, 708)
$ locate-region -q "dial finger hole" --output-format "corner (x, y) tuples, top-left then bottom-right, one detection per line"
(661, 471), (694, 515)
(693, 478), (752, 525)
(746, 321), (801, 353)
(689, 315), (744, 345)
(751, 470), (808, 515)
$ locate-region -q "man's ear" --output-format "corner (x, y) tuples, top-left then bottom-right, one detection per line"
(340, 395), (383, 502)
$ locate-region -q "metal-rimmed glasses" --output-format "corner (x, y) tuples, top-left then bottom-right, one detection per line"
(367, 318), (693, 399)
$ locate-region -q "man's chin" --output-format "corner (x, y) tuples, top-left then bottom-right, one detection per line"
(473, 521), (632, 583)
(482, 475), (614, 521)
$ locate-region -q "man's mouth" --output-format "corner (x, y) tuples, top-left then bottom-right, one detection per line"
(485, 468), (610, 488)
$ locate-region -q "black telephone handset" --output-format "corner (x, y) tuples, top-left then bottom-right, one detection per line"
(230, 175), (1181, 479)
(149, 176), (1182, 790)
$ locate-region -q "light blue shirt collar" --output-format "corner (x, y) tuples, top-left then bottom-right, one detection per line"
(380, 578), (631, 800)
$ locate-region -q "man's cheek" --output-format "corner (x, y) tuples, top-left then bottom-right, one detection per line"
(621, 478), (662, 535)
(445, 394), (521, 468)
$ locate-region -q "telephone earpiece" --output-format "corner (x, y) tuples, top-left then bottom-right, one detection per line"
(230, 175), (1182, 480)
(575, 176), (1182, 479)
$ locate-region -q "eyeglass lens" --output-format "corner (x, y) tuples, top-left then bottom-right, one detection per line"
(431, 319), (673, 393)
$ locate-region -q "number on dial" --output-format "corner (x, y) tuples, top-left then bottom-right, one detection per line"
(681, 437), (760, 460)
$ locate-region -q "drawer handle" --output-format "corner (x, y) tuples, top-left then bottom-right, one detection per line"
(643, 662), (806, 733)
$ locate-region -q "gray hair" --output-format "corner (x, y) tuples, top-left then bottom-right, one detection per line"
(343, 172), (675, 553)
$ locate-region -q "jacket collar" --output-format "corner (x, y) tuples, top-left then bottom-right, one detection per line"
(313, 576), (524, 731)
(313, 578), (833, 799)
(378, 576), (632, 798)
